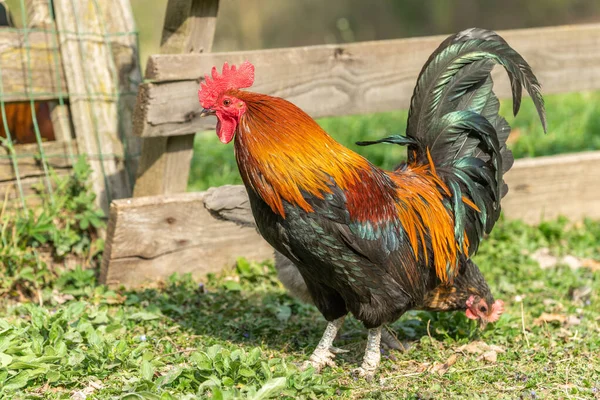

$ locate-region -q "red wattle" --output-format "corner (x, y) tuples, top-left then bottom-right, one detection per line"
(215, 115), (236, 144)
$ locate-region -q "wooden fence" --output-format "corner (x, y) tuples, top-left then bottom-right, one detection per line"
(100, 0), (600, 288)
(0, 0), (140, 212)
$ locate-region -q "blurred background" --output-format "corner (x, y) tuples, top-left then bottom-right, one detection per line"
(129, 0), (600, 190)
(132, 0), (600, 66)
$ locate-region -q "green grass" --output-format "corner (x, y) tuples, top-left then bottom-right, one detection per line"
(189, 90), (600, 191)
(0, 218), (598, 399)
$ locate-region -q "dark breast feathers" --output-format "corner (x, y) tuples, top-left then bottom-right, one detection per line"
(247, 163), (465, 328)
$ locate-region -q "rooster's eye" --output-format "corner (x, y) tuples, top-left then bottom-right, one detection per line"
(223, 99), (231, 106)
(480, 305), (487, 313)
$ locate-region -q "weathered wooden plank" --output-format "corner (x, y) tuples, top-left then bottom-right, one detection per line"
(0, 168), (71, 208)
(54, 0), (138, 214)
(134, 0), (219, 197)
(0, 30), (67, 102)
(0, 140), (77, 182)
(135, 23), (600, 138)
(101, 151), (600, 287)
(102, 0), (143, 180)
(502, 151), (600, 224)
(99, 186), (273, 287)
(25, 0), (75, 146)
(48, 103), (75, 146)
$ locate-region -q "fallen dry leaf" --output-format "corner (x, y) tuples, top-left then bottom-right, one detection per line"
(530, 249), (598, 271)
(456, 341), (504, 364)
(571, 286), (592, 303)
(581, 258), (600, 272)
(534, 313), (581, 328)
(561, 255), (582, 269)
(530, 248), (557, 269)
(534, 312), (567, 325)
(70, 392), (86, 400)
(542, 298), (565, 311)
(70, 380), (103, 400)
(430, 354), (458, 376)
(566, 315), (581, 326)
(457, 341), (505, 355)
(52, 290), (75, 305)
(479, 350), (498, 363)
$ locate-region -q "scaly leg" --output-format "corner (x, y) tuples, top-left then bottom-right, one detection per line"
(301, 316), (345, 372)
(381, 327), (404, 350)
(353, 326), (382, 379)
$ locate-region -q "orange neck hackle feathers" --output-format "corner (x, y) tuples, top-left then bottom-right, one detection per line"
(234, 91), (370, 216)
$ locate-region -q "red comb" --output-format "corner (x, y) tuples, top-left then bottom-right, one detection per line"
(198, 61), (255, 108)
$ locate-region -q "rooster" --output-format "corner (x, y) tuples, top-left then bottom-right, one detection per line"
(198, 28), (545, 377)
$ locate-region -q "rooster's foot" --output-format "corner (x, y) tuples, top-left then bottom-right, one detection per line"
(354, 326), (382, 379)
(352, 365), (377, 380)
(301, 348), (337, 372)
(301, 316), (346, 372)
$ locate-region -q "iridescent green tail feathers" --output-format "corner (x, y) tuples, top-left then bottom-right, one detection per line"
(359, 28), (546, 255)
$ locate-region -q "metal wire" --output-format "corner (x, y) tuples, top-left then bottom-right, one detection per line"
(0, 0), (140, 211)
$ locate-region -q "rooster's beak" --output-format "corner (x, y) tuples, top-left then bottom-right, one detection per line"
(200, 108), (216, 118)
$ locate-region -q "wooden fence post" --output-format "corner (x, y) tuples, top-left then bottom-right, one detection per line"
(25, 0), (75, 147)
(53, 0), (141, 214)
(133, 0), (219, 197)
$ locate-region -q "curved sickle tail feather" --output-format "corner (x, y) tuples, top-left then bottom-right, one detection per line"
(359, 28), (546, 261)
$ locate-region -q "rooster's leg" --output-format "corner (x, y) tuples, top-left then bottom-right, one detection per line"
(381, 327), (404, 350)
(353, 326), (382, 379)
(301, 316), (345, 372)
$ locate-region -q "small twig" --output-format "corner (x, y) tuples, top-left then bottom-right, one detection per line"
(384, 325), (405, 351)
(453, 364), (496, 374)
(381, 370), (425, 383)
(392, 371), (423, 378)
(427, 319), (432, 341)
(521, 301), (530, 347)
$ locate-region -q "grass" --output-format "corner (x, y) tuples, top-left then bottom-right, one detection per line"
(0, 97), (595, 399)
(189, 90), (600, 191)
(0, 217), (598, 398)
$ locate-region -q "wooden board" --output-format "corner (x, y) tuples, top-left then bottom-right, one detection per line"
(53, 0), (140, 214)
(502, 151), (600, 224)
(133, 0), (219, 197)
(101, 0), (143, 180)
(0, 139), (77, 182)
(0, 29), (67, 102)
(0, 168), (72, 209)
(101, 151), (600, 287)
(133, 23), (600, 138)
(99, 185), (273, 288)
(24, 0), (76, 145)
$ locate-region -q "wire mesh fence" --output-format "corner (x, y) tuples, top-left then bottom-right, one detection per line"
(0, 0), (141, 214)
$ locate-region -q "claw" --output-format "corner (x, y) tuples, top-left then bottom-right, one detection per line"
(301, 348), (337, 372)
(352, 365), (377, 381)
(329, 346), (350, 354)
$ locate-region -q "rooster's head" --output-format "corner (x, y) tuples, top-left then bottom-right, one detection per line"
(198, 61), (255, 144)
